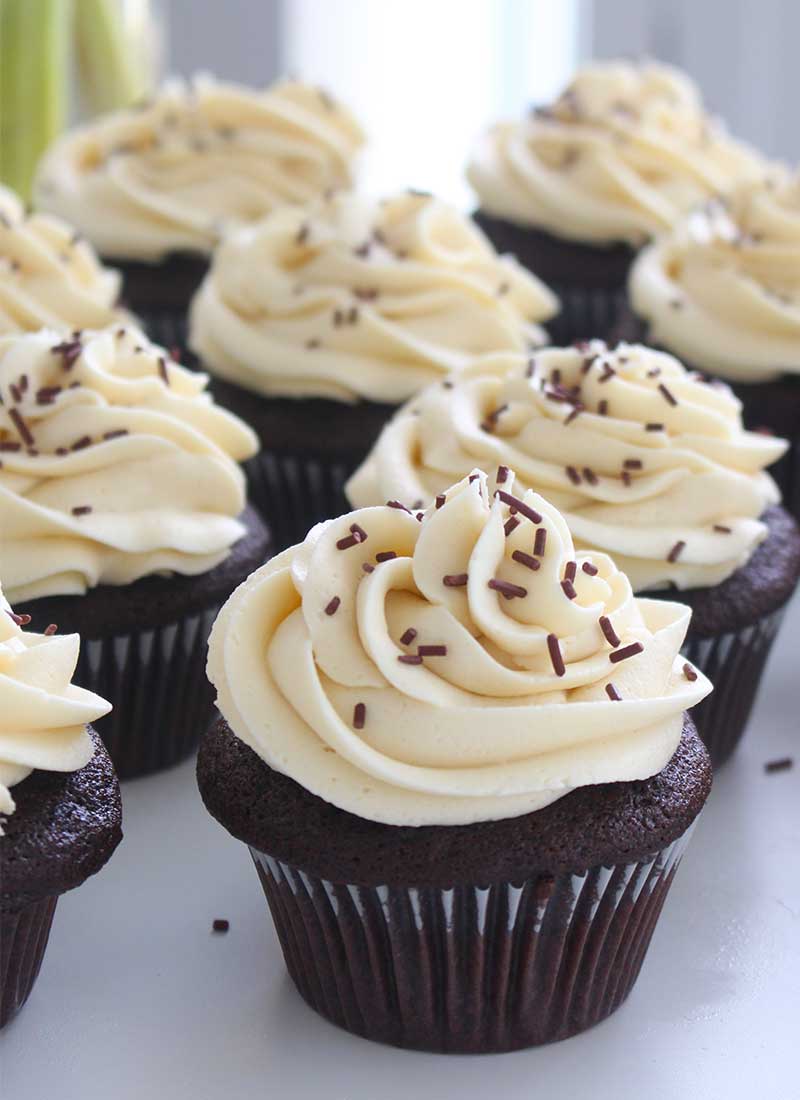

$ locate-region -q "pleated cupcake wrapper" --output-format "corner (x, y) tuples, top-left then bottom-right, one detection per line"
(75, 605), (221, 779)
(244, 449), (367, 552)
(546, 286), (628, 348)
(682, 603), (788, 768)
(1, 896), (58, 1029)
(249, 826), (694, 1053)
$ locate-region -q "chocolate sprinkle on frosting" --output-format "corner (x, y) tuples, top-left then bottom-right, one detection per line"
(658, 382), (678, 407)
(353, 703), (366, 730)
(565, 465), (581, 486)
(400, 628), (418, 646)
(443, 573), (468, 587)
(713, 524), (732, 534)
(667, 540), (686, 563)
(533, 528), (547, 556)
(645, 422), (664, 432)
(398, 654), (423, 665)
(71, 505), (92, 516)
(561, 579), (577, 600)
(683, 662), (698, 682)
(375, 551), (397, 562)
(609, 641), (644, 664)
(495, 490), (542, 524)
(488, 578), (527, 599)
(624, 458), (643, 470)
(43, 624), (58, 636)
(547, 633), (565, 677)
(386, 500), (411, 513)
(511, 549), (540, 571)
(324, 596), (341, 616)
(504, 516), (520, 537)
(8, 407), (34, 446)
(418, 645), (447, 657)
(6, 611), (31, 626)
(581, 561), (598, 576)
(599, 615), (621, 648)
(496, 465), (509, 484)
(435, 494), (446, 509)
(605, 683), (622, 701)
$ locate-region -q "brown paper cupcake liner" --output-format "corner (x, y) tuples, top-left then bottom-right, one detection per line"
(76, 605), (221, 779)
(682, 604), (788, 768)
(248, 826), (694, 1053)
(1, 897), (58, 1029)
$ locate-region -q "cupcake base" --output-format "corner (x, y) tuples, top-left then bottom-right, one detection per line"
(0, 728), (122, 1029)
(17, 505), (271, 779)
(115, 251), (209, 315)
(646, 505), (800, 767)
(198, 716), (710, 1053)
(207, 375), (396, 549)
(473, 210), (635, 345)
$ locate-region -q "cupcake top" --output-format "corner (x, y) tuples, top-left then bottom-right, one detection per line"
(346, 342), (786, 592)
(0, 184), (125, 335)
(33, 75), (364, 263)
(0, 584), (111, 831)
(207, 468), (710, 827)
(467, 60), (766, 247)
(0, 326), (258, 603)
(189, 190), (558, 404)
(629, 172), (800, 381)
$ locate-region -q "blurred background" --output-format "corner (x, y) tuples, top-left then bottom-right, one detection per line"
(3, 0), (798, 204)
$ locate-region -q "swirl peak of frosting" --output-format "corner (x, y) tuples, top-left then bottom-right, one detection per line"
(630, 170), (800, 381)
(0, 326), (258, 602)
(0, 184), (126, 336)
(0, 583), (111, 831)
(189, 189), (559, 404)
(33, 75), (364, 262)
(468, 59), (767, 246)
(208, 468), (710, 827)
(347, 341), (787, 591)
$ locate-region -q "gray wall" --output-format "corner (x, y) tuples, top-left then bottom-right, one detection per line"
(165, 0), (281, 86)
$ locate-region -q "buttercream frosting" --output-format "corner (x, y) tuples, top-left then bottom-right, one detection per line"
(0, 184), (126, 335)
(347, 342), (786, 591)
(0, 583), (111, 832)
(189, 190), (559, 403)
(34, 75), (364, 262)
(630, 171), (800, 381)
(207, 468), (711, 827)
(0, 326), (258, 603)
(468, 60), (767, 246)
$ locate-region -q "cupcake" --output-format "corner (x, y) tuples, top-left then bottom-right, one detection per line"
(0, 184), (127, 334)
(468, 60), (766, 344)
(627, 171), (800, 518)
(347, 342), (800, 766)
(198, 468), (712, 1052)
(0, 326), (270, 777)
(188, 189), (558, 546)
(1, 586), (121, 1028)
(33, 75), (364, 347)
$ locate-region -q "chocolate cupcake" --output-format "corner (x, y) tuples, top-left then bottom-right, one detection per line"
(0, 184), (127, 334)
(188, 189), (558, 547)
(198, 468), (712, 1052)
(627, 171), (800, 518)
(32, 76), (364, 347)
(347, 342), (799, 766)
(0, 326), (270, 777)
(0, 592), (122, 1028)
(468, 60), (766, 345)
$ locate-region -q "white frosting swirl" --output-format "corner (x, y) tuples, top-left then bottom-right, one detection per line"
(189, 190), (558, 404)
(468, 60), (767, 246)
(0, 583), (111, 832)
(630, 171), (800, 381)
(0, 326), (258, 603)
(347, 343), (786, 592)
(34, 75), (364, 262)
(0, 184), (126, 335)
(208, 469), (710, 827)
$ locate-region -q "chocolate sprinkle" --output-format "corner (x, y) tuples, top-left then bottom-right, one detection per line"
(8, 408), (33, 446)
(599, 615), (621, 648)
(70, 436), (92, 452)
(350, 523), (368, 543)
(435, 494), (446, 509)
(488, 578), (527, 599)
(43, 624), (58, 636)
(400, 628), (418, 646)
(565, 465), (581, 486)
(496, 465), (509, 484)
(581, 561), (598, 576)
(495, 490), (542, 524)
(512, 550), (540, 571)
(764, 757), (793, 774)
(598, 399), (609, 416)
(609, 641), (644, 664)
(504, 516), (520, 537)
(418, 645), (447, 657)
(582, 467), (598, 486)
(7, 611), (31, 626)
(605, 683), (622, 701)
(667, 540), (686, 563)
(361, 563), (374, 573)
(158, 356), (170, 385)
(658, 382), (678, 407)
(547, 634), (565, 677)
(443, 573), (468, 587)
(561, 579), (577, 600)
(387, 500), (411, 513)
(398, 654), (424, 665)
(71, 505), (92, 516)
(713, 524), (732, 534)
(375, 551), (397, 562)
(623, 459), (643, 470)
(533, 528), (547, 556)
(353, 703), (366, 730)
(324, 596), (341, 616)
(336, 534), (359, 551)
(103, 429), (129, 441)
(645, 423), (664, 432)
(683, 662), (698, 682)
(212, 919), (229, 933)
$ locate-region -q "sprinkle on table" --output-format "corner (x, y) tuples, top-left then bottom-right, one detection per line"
(764, 757), (793, 774)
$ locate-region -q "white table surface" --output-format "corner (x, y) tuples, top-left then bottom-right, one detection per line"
(3, 597), (799, 1100)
